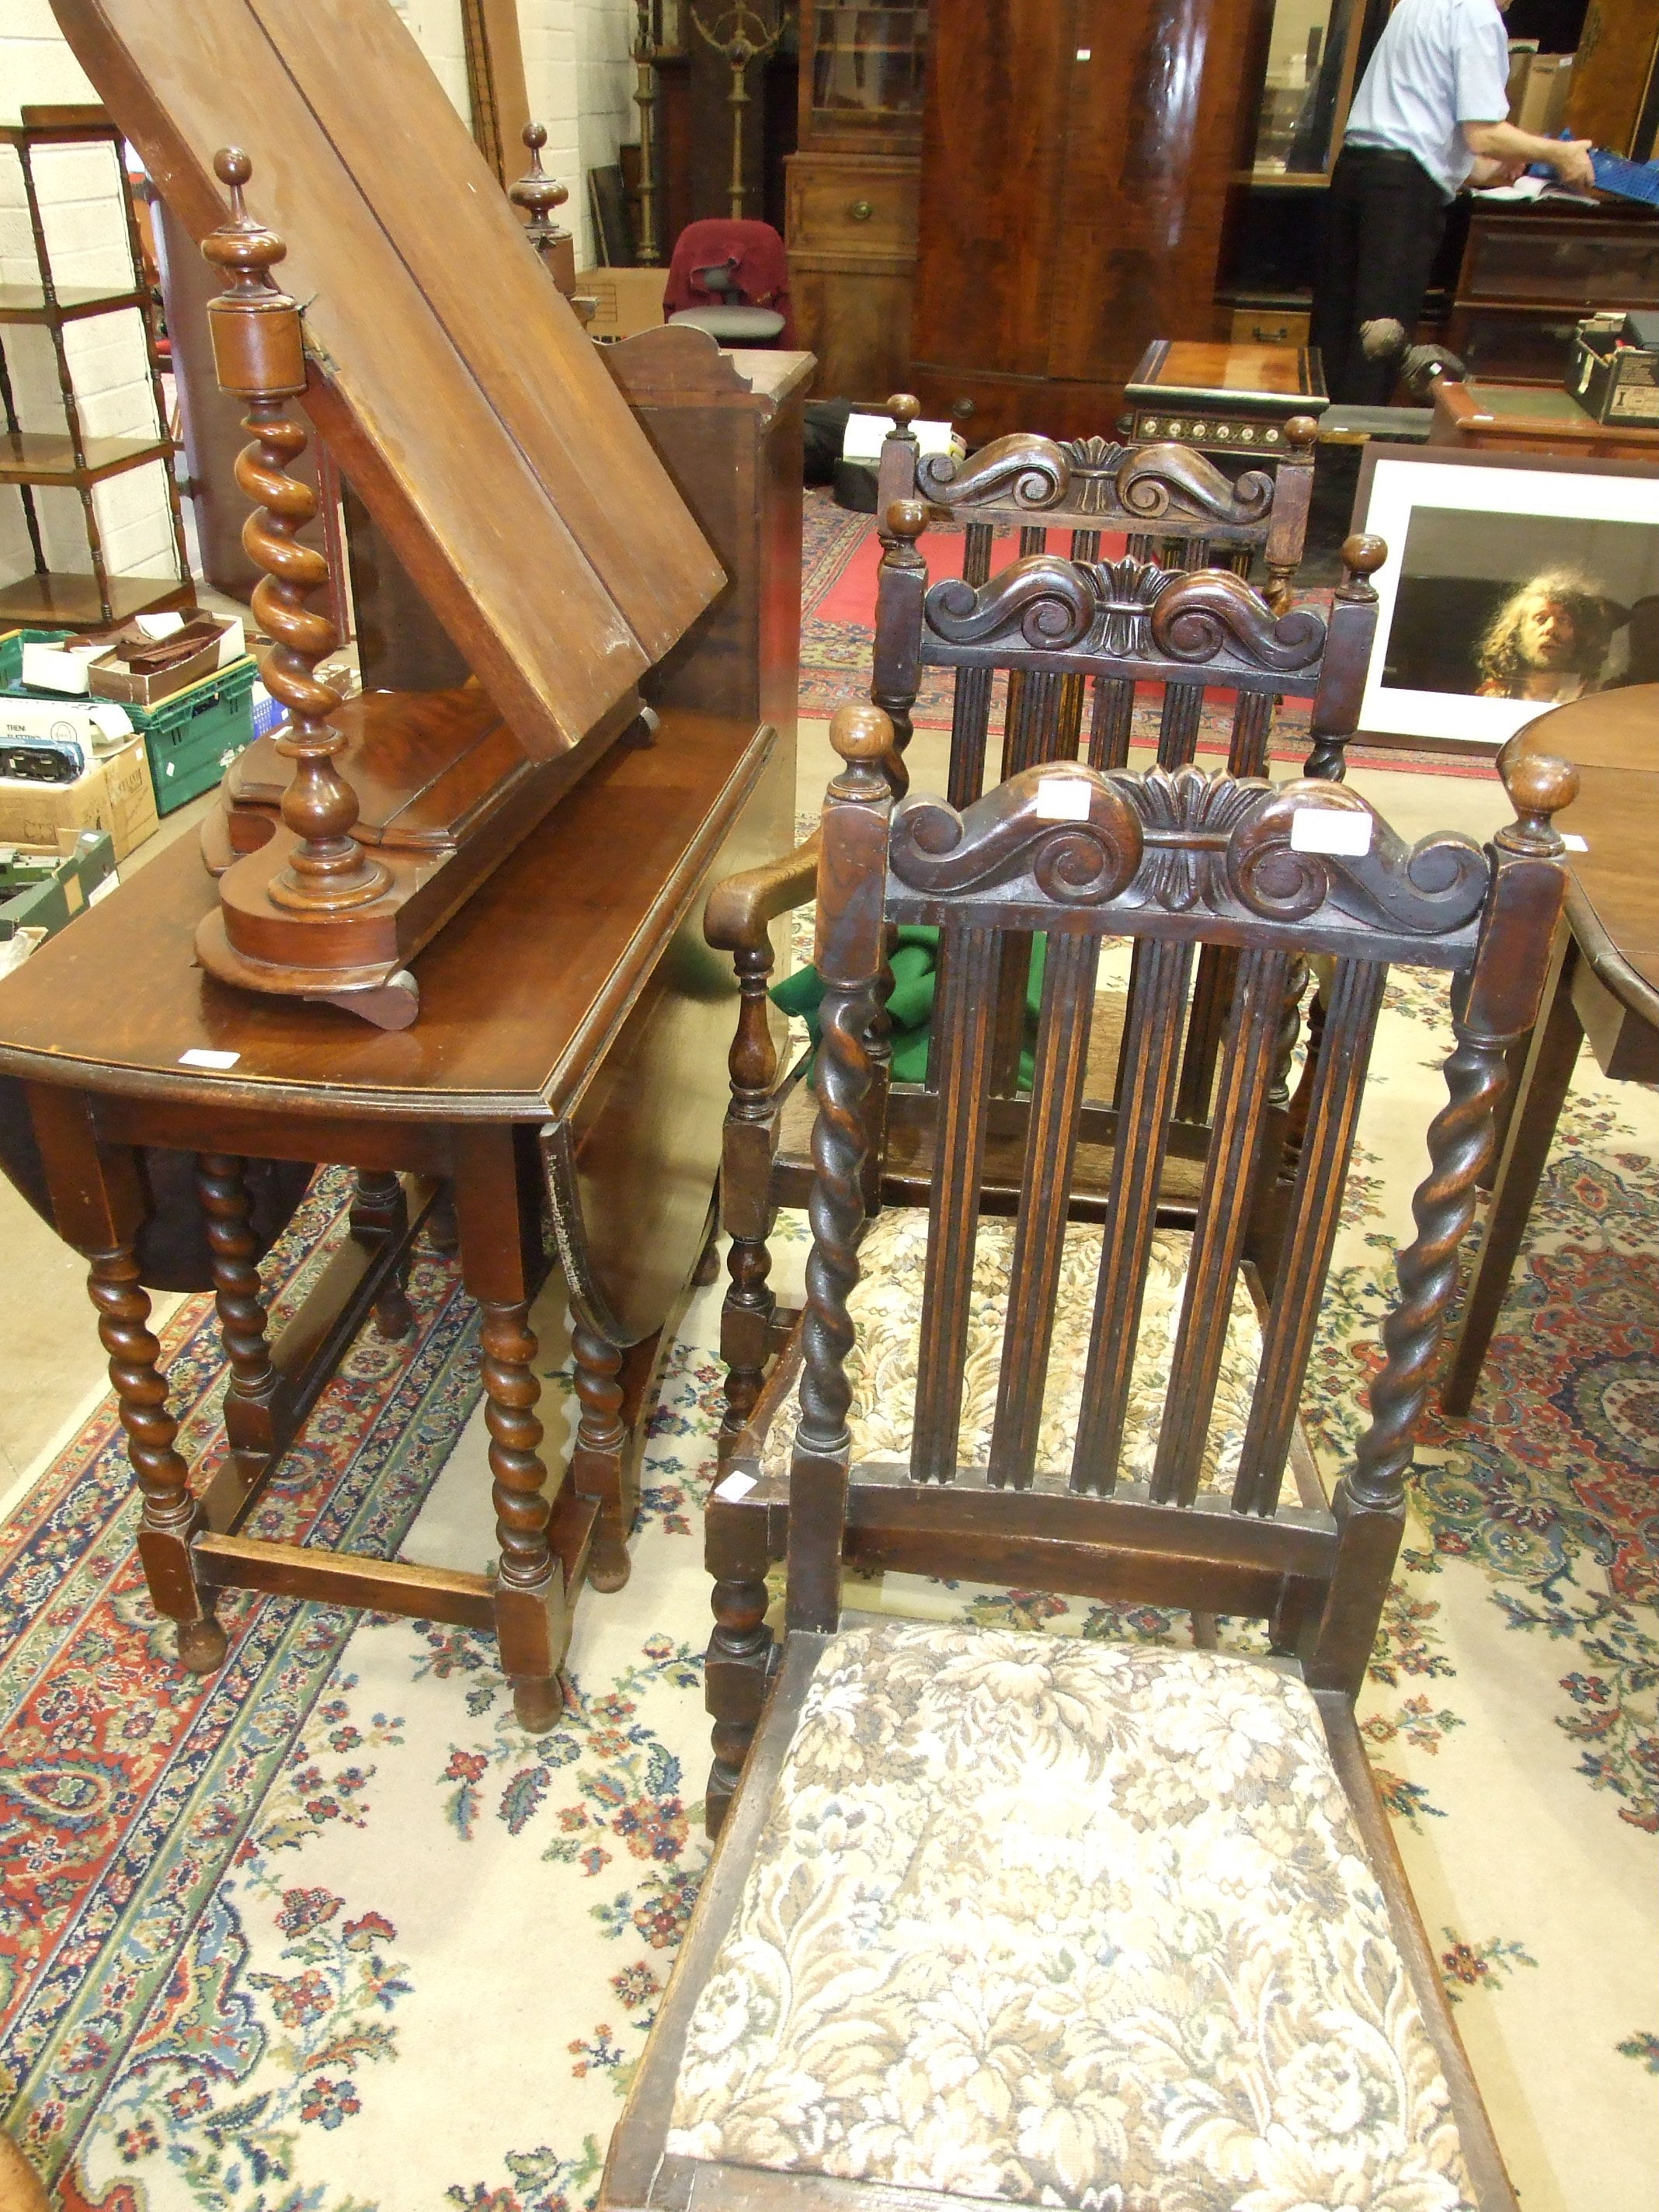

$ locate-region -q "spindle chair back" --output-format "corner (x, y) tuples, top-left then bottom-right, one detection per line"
(606, 707), (1574, 2212)
(700, 704), (1576, 1830)
(706, 417), (1382, 1469)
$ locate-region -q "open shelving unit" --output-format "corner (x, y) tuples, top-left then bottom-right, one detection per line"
(0, 106), (193, 631)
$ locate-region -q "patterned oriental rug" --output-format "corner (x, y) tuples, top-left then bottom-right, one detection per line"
(798, 486), (1501, 780)
(0, 960), (1652, 2210)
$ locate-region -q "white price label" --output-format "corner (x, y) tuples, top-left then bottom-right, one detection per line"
(1560, 833), (1588, 853)
(714, 1472), (758, 1502)
(88, 873), (120, 906)
(178, 1048), (241, 1070)
(1035, 776), (1094, 823)
(1290, 807), (1372, 857)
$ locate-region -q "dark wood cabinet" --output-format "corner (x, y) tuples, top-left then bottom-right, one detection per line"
(1448, 198), (1659, 388)
(784, 1), (926, 401)
(906, 0), (1267, 444)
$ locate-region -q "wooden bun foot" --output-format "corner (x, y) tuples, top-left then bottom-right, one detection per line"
(176, 1612), (228, 1673)
(513, 1675), (563, 1733)
(586, 1534), (632, 1594)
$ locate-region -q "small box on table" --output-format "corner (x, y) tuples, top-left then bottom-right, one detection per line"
(1568, 313), (1659, 427)
(0, 734), (159, 861)
(0, 829), (119, 945)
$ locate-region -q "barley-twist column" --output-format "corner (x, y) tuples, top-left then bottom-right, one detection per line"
(201, 147), (388, 916)
(197, 1153), (277, 1410)
(89, 1246), (226, 1671)
(480, 1299), (550, 1591)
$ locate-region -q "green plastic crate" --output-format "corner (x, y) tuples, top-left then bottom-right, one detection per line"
(3, 628), (259, 816)
(127, 659), (258, 816)
(0, 627), (73, 695)
(0, 829), (117, 941)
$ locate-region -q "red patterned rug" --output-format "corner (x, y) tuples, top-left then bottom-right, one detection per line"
(798, 486), (1500, 779)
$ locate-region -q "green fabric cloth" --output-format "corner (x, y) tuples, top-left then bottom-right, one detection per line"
(772, 927), (1046, 1090)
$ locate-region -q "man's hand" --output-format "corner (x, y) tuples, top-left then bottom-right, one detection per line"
(1464, 119), (1598, 191)
(1549, 138), (1597, 190)
(1468, 154), (1526, 186)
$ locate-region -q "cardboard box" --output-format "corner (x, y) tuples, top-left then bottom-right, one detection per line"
(0, 691), (136, 780)
(1568, 322), (1659, 425)
(577, 266), (668, 341)
(88, 615), (247, 706)
(0, 732), (159, 861)
(0, 830), (119, 943)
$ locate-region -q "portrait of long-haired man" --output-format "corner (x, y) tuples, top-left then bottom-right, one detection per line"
(1475, 571), (1616, 704)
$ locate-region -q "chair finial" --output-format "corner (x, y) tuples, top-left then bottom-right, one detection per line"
(885, 498), (928, 545)
(1337, 533), (1387, 601)
(830, 701), (893, 765)
(1285, 413), (1319, 457)
(887, 392), (921, 430)
(1495, 745), (1577, 856)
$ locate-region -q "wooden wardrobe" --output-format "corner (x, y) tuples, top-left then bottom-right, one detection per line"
(906, 0), (1268, 444)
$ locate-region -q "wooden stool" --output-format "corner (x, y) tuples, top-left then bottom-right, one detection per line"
(1122, 338), (1329, 464)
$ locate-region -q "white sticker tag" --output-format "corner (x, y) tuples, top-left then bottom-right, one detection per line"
(1560, 833), (1588, 853)
(89, 872), (120, 906)
(1290, 807), (1372, 857)
(714, 1472), (757, 1502)
(1035, 777), (1094, 822)
(178, 1048), (241, 1070)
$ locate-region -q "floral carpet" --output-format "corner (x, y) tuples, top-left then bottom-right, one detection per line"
(0, 944), (1652, 2210)
(798, 487), (1500, 780)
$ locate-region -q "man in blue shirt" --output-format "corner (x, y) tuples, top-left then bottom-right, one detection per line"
(1310, 0), (1595, 403)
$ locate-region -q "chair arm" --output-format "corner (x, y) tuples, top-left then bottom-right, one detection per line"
(704, 830), (820, 955)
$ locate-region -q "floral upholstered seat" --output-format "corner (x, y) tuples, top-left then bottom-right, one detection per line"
(666, 1621), (1474, 2211)
(761, 1212), (1264, 1491)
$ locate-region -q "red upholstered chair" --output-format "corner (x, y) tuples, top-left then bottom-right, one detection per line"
(663, 217), (795, 346)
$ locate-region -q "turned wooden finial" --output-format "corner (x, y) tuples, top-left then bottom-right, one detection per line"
(203, 148), (388, 918)
(1495, 745), (1578, 856)
(510, 120), (581, 305)
(886, 392), (921, 431)
(1337, 532), (1388, 599)
(510, 123), (569, 244)
(830, 700), (893, 763)
(885, 497), (928, 546)
(202, 147), (307, 398)
(1285, 413), (1320, 458)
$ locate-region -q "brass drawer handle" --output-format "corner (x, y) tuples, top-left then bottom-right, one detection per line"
(847, 198), (874, 221)
(955, 396), (977, 418)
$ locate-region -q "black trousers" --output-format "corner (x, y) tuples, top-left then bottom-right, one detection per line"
(1310, 144), (1451, 405)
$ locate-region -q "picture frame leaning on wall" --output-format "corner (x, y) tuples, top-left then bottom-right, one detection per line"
(1351, 444), (1659, 756)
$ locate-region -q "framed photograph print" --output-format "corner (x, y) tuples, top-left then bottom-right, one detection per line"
(1351, 447), (1659, 754)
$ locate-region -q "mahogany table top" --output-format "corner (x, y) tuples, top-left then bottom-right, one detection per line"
(1432, 380), (1659, 456)
(1126, 339), (1327, 409)
(1515, 684), (1659, 1008)
(0, 709), (775, 1123)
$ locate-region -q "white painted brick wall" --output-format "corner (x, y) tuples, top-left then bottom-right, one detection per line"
(398, 0), (639, 266)
(0, 0), (643, 593)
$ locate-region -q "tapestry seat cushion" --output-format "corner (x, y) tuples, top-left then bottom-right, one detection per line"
(762, 1212), (1264, 1493)
(666, 1622), (1473, 2210)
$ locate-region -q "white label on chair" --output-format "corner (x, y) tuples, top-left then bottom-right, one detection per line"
(1560, 833), (1588, 852)
(1035, 777), (1094, 822)
(1076, 47), (1092, 59)
(1290, 807), (1372, 857)
(178, 1048), (241, 1070)
(714, 1472), (757, 1502)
